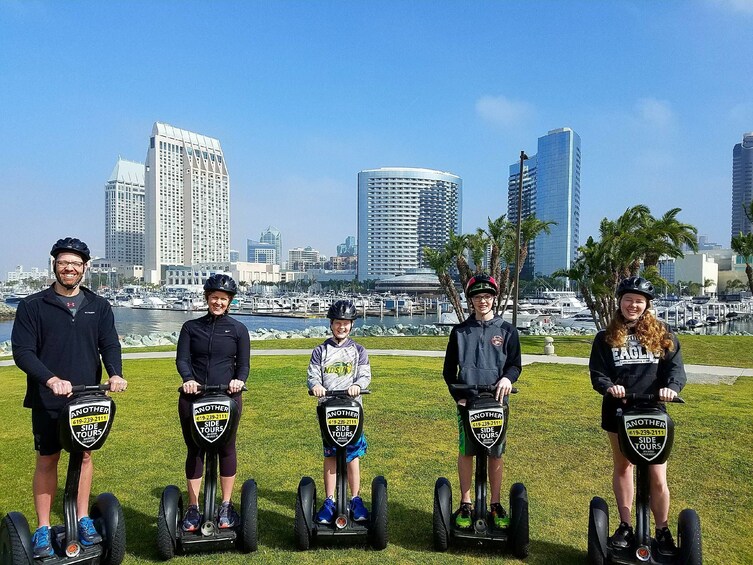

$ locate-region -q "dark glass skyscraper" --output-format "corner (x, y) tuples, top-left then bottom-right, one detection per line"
(731, 133), (753, 241)
(507, 128), (581, 278)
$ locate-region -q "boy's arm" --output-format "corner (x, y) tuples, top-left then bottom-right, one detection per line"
(306, 345), (324, 390)
(500, 328), (522, 384)
(443, 327), (462, 401)
(352, 345), (371, 390)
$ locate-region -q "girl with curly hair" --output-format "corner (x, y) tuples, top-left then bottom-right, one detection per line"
(589, 276), (687, 556)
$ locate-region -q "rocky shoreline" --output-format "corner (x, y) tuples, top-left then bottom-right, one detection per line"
(2, 320), (749, 355)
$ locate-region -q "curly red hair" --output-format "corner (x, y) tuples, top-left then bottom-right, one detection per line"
(605, 308), (674, 355)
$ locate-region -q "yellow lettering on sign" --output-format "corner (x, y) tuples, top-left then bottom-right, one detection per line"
(627, 428), (666, 437)
(71, 415), (109, 426)
(471, 419), (503, 428)
(327, 418), (358, 426)
(195, 413), (229, 422)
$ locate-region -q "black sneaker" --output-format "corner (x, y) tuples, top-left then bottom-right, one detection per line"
(454, 503), (473, 529)
(610, 521), (634, 548)
(655, 526), (677, 555)
(489, 503), (510, 528)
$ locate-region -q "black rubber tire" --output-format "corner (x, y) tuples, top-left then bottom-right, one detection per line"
(294, 480), (315, 551)
(508, 482), (529, 558)
(678, 508), (702, 565)
(91, 494), (126, 565)
(239, 479), (258, 553)
(156, 486), (182, 561)
(588, 497), (609, 565)
(432, 478), (451, 552)
(368, 476), (388, 550)
(0, 513), (33, 565)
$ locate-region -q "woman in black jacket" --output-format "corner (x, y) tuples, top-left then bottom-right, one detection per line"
(589, 276), (686, 556)
(176, 274), (250, 532)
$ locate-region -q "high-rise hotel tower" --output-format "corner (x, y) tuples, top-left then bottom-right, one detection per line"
(144, 123), (230, 283)
(731, 132), (753, 240)
(105, 158), (145, 265)
(357, 167), (462, 280)
(507, 127), (581, 278)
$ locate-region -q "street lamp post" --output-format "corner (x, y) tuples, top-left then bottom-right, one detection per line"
(512, 150), (529, 329)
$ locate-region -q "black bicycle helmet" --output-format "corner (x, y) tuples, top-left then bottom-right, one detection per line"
(616, 276), (655, 300)
(203, 274), (238, 296)
(50, 237), (91, 263)
(465, 273), (499, 298)
(327, 300), (358, 321)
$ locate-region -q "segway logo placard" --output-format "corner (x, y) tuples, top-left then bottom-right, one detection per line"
(468, 408), (505, 448)
(68, 401), (112, 449)
(325, 406), (360, 447)
(623, 414), (668, 462)
(193, 401), (231, 443)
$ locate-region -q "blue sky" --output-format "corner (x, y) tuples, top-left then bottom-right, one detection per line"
(2, 0), (752, 278)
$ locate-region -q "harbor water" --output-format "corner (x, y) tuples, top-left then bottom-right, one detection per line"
(0, 307), (443, 343)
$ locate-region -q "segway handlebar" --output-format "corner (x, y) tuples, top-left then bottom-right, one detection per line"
(449, 384), (518, 394)
(616, 392), (685, 403)
(71, 384), (112, 393)
(308, 388), (371, 396)
(177, 384), (248, 393)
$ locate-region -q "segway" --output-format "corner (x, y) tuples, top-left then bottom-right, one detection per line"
(157, 384), (257, 559)
(588, 393), (702, 564)
(294, 389), (387, 550)
(0, 384), (126, 565)
(433, 384), (529, 558)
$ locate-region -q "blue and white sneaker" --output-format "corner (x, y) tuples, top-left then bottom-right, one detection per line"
(350, 496), (369, 522)
(32, 526), (54, 558)
(315, 497), (336, 524)
(78, 516), (103, 546)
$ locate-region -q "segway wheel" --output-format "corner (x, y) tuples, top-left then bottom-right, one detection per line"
(508, 482), (529, 558)
(368, 476), (388, 550)
(294, 477), (316, 551)
(91, 493), (126, 565)
(588, 496), (609, 565)
(677, 508), (702, 565)
(1, 513), (33, 565)
(157, 485), (182, 561)
(239, 479), (258, 553)
(432, 477), (452, 552)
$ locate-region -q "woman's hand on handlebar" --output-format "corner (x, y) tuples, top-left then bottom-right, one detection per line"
(227, 379), (245, 394)
(606, 384), (626, 398)
(311, 384), (327, 398)
(495, 377), (513, 402)
(182, 380), (200, 395)
(347, 384), (361, 398)
(658, 387), (678, 402)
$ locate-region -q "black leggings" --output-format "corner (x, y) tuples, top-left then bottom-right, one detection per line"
(178, 393), (242, 480)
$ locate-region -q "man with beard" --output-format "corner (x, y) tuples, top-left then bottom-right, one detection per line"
(12, 237), (127, 558)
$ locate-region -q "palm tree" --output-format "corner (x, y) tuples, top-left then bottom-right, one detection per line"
(731, 232), (753, 294)
(423, 247), (465, 322)
(637, 208), (699, 269)
(445, 232), (473, 290)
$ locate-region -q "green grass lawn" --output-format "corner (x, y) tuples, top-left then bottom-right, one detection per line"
(1, 353), (751, 564)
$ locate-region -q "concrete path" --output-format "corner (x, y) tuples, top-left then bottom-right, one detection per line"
(2, 349), (750, 384)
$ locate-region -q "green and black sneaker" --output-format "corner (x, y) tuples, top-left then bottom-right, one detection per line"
(455, 502), (473, 529)
(490, 503), (510, 528)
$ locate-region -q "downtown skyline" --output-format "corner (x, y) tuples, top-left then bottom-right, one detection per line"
(2, 1), (752, 277)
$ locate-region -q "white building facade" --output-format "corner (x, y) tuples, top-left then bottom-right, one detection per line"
(357, 167), (462, 280)
(144, 123), (230, 283)
(105, 158), (145, 266)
